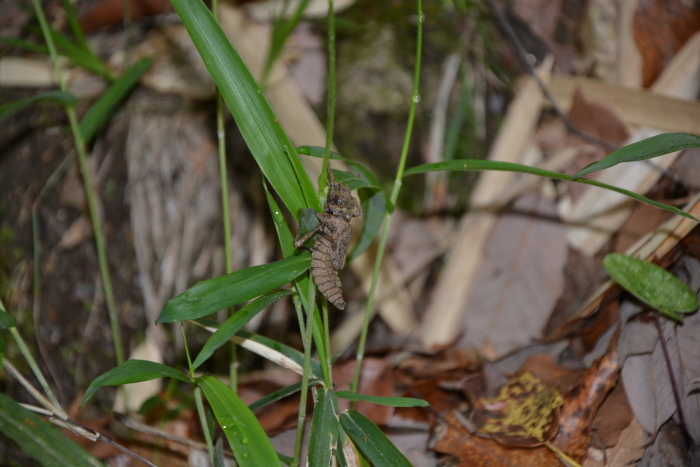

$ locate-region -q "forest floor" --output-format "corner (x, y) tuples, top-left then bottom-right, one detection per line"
(1, 0), (700, 465)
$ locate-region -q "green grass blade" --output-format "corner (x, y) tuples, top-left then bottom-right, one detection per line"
(263, 179), (298, 256)
(191, 290), (291, 370)
(44, 27), (112, 79)
(296, 146), (388, 193)
(157, 252), (311, 324)
(0, 37), (47, 53)
(339, 410), (411, 467)
(0, 393), (102, 467)
(236, 330), (323, 379)
(60, 0), (90, 52)
(403, 159), (700, 223)
(198, 375), (281, 466)
(81, 360), (190, 405)
(248, 380), (323, 412)
(0, 90), (76, 122)
(265, 0), (311, 77)
(79, 57), (153, 144)
(604, 253), (699, 321)
(335, 391), (429, 408)
(308, 389), (340, 467)
(0, 305), (17, 329)
(192, 324), (324, 379)
(169, 0), (320, 218)
(348, 189), (386, 262)
(573, 133), (700, 179)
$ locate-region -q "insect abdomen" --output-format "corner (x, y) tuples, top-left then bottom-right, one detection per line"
(311, 236), (346, 310)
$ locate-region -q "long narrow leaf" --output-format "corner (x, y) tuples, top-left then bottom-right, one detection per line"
(0, 91), (76, 122)
(340, 410), (411, 467)
(157, 252), (310, 323)
(48, 27), (112, 78)
(248, 380), (323, 412)
(308, 389), (340, 467)
(81, 360), (190, 405)
(0, 394), (101, 467)
(191, 323), (324, 379)
(349, 189), (386, 262)
(336, 391), (429, 408)
(169, 0), (319, 218)
(0, 305), (16, 329)
(192, 290), (291, 370)
(79, 57), (153, 144)
(403, 159), (700, 223)
(573, 133), (700, 179)
(198, 375), (280, 466)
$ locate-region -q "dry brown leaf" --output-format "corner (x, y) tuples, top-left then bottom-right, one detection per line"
(457, 191), (567, 359)
(633, 0), (700, 87)
(433, 411), (561, 466)
(554, 344), (620, 462)
(584, 419), (644, 467)
(620, 281), (700, 440)
(476, 372), (563, 448)
(589, 383), (633, 450)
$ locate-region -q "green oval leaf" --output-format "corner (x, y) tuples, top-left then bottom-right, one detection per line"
(339, 410), (411, 467)
(402, 159), (700, 223)
(198, 375), (280, 466)
(191, 290), (291, 370)
(573, 133), (700, 179)
(0, 393), (102, 467)
(336, 391), (429, 408)
(604, 253), (699, 321)
(81, 360), (190, 406)
(169, 0), (320, 218)
(157, 253), (310, 324)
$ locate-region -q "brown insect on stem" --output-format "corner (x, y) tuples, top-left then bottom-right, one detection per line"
(294, 167), (361, 309)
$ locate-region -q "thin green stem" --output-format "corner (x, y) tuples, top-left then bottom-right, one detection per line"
(194, 386), (216, 463)
(321, 299), (333, 385)
(320, 0), (336, 190)
(317, 0), (336, 391)
(8, 327), (67, 419)
(350, 0), (423, 397)
(181, 323), (193, 373)
(32, 0), (124, 369)
(292, 279), (318, 467)
(212, 0), (238, 395)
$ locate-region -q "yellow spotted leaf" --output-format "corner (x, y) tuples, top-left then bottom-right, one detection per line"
(477, 372), (563, 447)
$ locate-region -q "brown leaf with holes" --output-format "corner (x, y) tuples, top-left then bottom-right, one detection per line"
(475, 372), (563, 448)
(434, 411), (561, 467)
(553, 343), (620, 462)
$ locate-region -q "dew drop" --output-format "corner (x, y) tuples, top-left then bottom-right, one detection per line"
(241, 437), (249, 445)
(413, 94), (421, 103)
(418, 13), (425, 22)
(241, 453), (249, 459)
